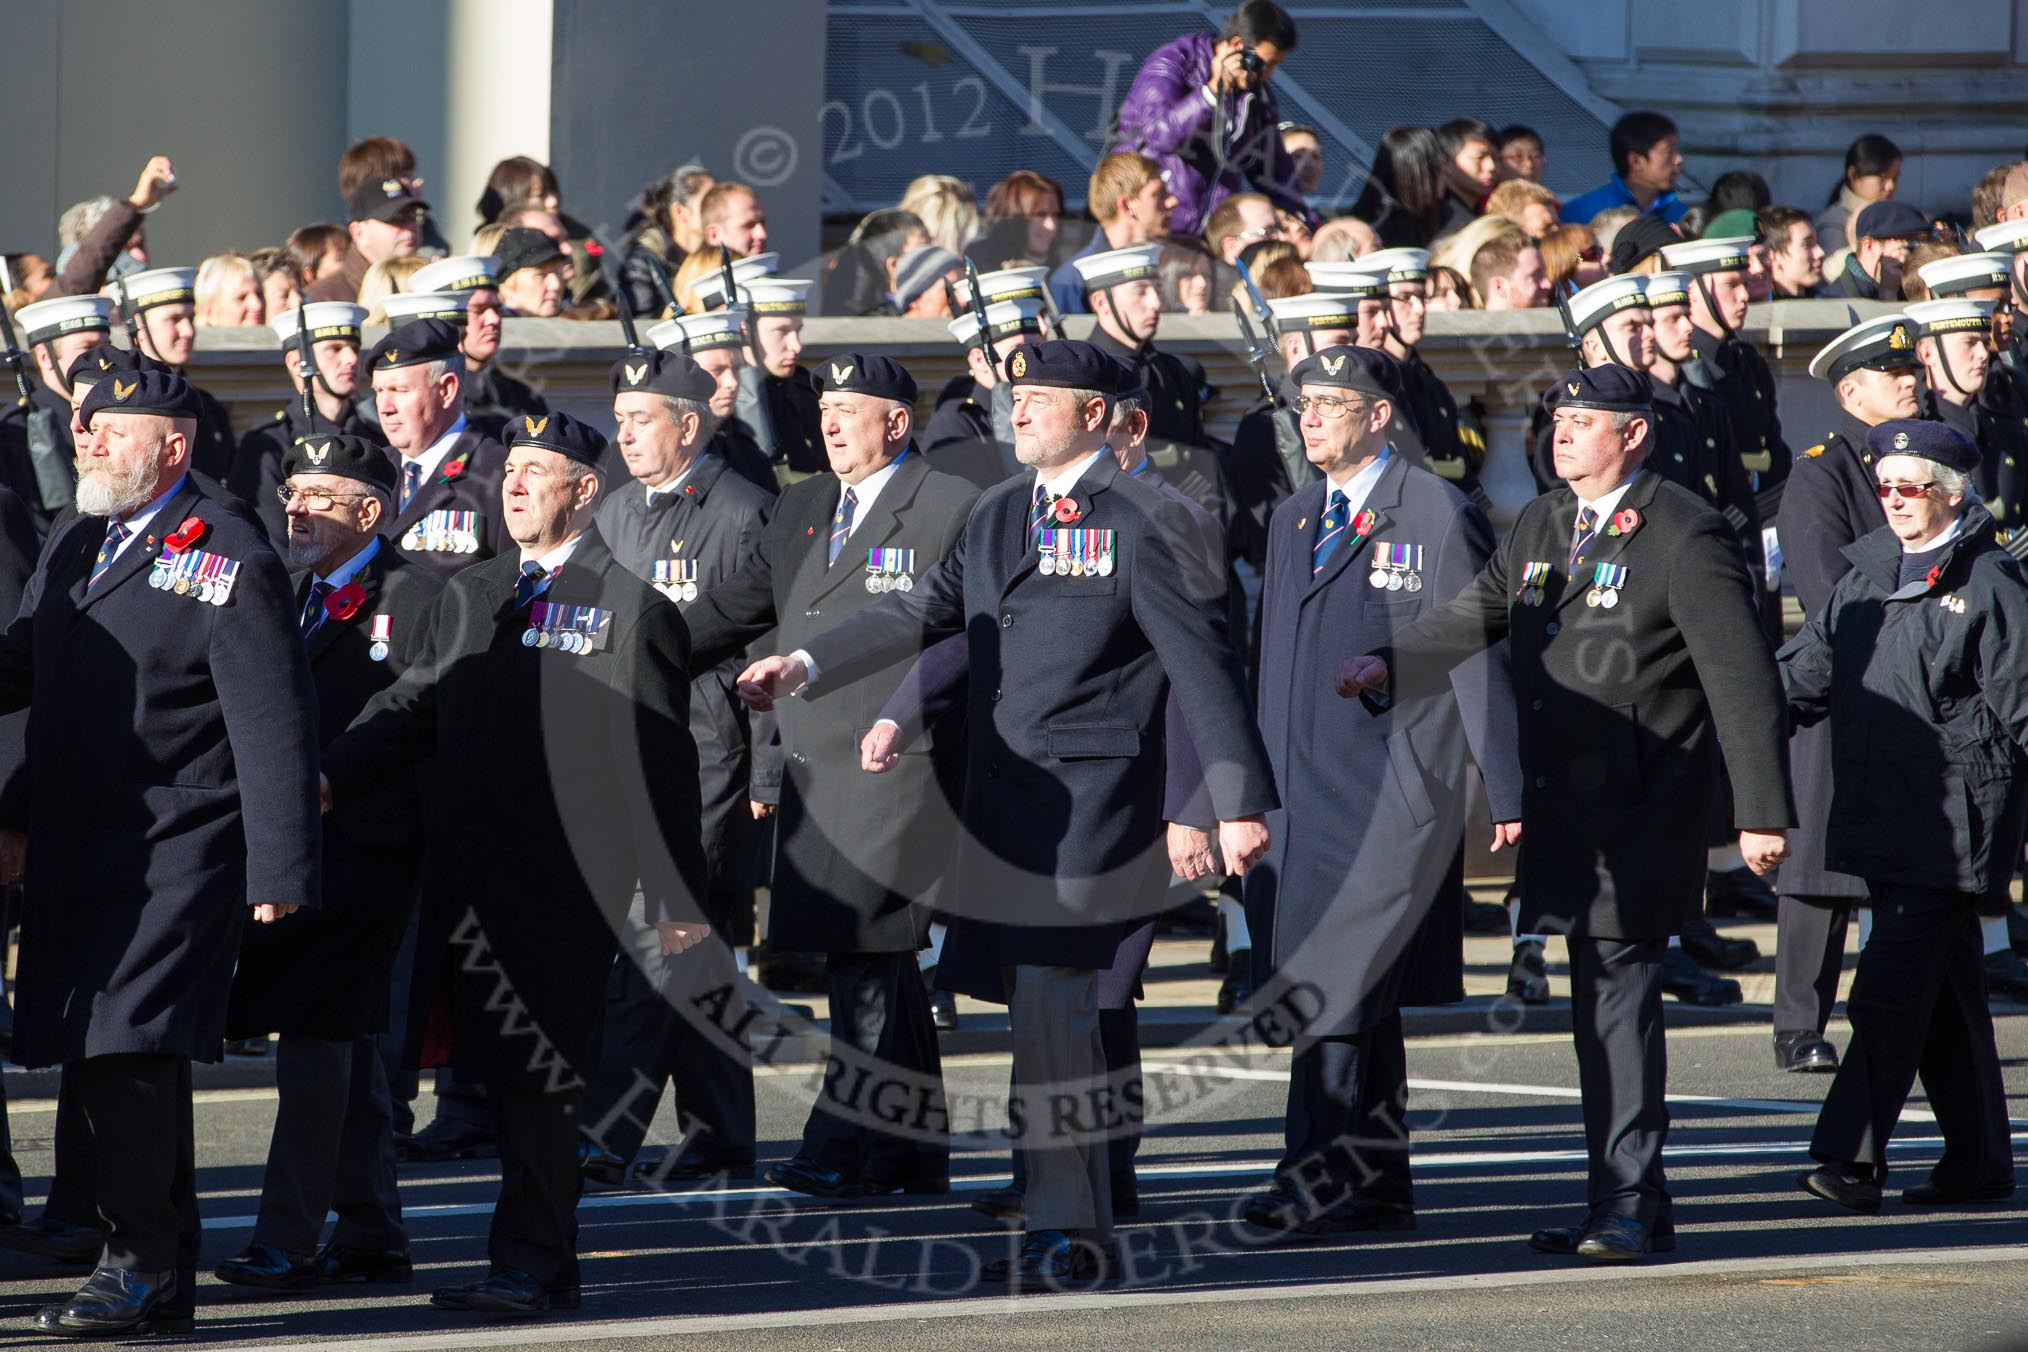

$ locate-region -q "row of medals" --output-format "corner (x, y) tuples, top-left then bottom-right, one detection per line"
(149, 559), (233, 606)
(1039, 551), (1113, 578)
(521, 627), (600, 654)
(1369, 564), (1422, 593)
(658, 581), (701, 603)
(1585, 586), (1622, 609)
(867, 570), (915, 594)
(402, 524), (481, 554)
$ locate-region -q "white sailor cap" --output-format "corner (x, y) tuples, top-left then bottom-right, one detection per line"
(1266, 292), (1363, 332)
(269, 302), (368, 351)
(114, 266), (199, 311)
(16, 294), (114, 346)
(954, 265), (1050, 310)
(1903, 297), (1995, 337)
(738, 277), (809, 317)
(1302, 263), (1387, 298)
(1917, 251), (2012, 297)
(1808, 314), (1919, 382)
(1640, 271), (1691, 308)
(646, 319), (687, 352)
(1361, 248), (1430, 283)
(380, 291), (470, 325)
(1070, 244), (1163, 291)
(409, 255), (498, 294)
(1973, 219), (2028, 255)
(1566, 274), (1650, 334)
(672, 307), (753, 353)
(691, 252), (782, 308)
(947, 296), (1046, 348)
(1658, 236), (1754, 276)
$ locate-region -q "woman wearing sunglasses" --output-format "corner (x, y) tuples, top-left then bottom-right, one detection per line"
(1780, 416), (2024, 1214)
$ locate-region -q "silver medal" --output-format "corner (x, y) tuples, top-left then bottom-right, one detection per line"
(1405, 572), (1423, 593)
(1600, 588), (1619, 609)
(865, 574), (882, 595)
(521, 628), (539, 647)
(1386, 572), (1404, 592)
(1368, 569), (1389, 589)
(681, 581), (699, 603)
(369, 640), (390, 662)
(897, 573), (914, 592)
(1040, 554), (1056, 577)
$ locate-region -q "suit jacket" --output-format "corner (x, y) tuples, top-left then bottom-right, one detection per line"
(596, 453), (775, 891)
(228, 542), (443, 1038)
(381, 427), (510, 579)
(0, 476), (322, 1064)
(1373, 470), (1794, 940)
(1774, 409), (1883, 900)
(321, 525), (705, 1087)
(683, 453), (979, 952)
(1247, 454), (1521, 1035)
(800, 452), (1278, 973)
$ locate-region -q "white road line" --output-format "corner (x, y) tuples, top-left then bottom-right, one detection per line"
(275, 1242), (2028, 1350)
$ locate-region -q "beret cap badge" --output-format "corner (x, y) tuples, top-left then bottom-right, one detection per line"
(306, 440), (330, 465)
(829, 362), (854, 384)
(1893, 431), (1910, 450)
(1009, 349), (1028, 378)
(624, 362), (646, 385)
(524, 415), (549, 437)
(113, 378), (137, 402)
(1320, 353), (1346, 376)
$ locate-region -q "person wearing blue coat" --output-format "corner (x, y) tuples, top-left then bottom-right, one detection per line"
(1237, 346), (1522, 1238)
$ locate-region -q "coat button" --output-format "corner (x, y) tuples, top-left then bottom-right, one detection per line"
(991, 688), (1001, 702)
(1531, 699), (1544, 712)
(1001, 613), (1013, 628)
(1545, 621), (1560, 636)
(1534, 775), (1548, 788)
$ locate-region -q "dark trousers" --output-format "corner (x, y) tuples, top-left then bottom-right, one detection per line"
(377, 891), (424, 1137)
(44, 1075), (98, 1231)
(1569, 937), (1671, 1228)
(1007, 964), (1112, 1237)
(1007, 1006), (1142, 1196)
(69, 1054), (199, 1313)
(798, 951), (947, 1180)
(0, 1066), (22, 1221)
(252, 1035), (406, 1255)
(1278, 1013), (1413, 1210)
(1774, 894), (1854, 1035)
(1811, 885), (2013, 1189)
(486, 1085), (584, 1288)
(582, 891), (756, 1167)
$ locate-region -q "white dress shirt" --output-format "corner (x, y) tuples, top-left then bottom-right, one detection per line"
(401, 413), (470, 486)
(105, 475), (189, 563)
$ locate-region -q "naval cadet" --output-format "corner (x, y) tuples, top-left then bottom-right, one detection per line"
(1240, 344), (1521, 1239)
(682, 354), (977, 1201)
(578, 349), (774, 1186)
(115, 267), (238, 482)
(0, 370), (322, 1336)
(1337, 365), (1794, 1263)
(1365, 247), (1488, 502)
(230, 302), (373, 548)
(213, 433), (442, 1294)
(6, 294), (116, 529)
(1074, 244), (1213, 450)
(922, 290), (1048, 490)
(1911, 251), (2028, 534)
(402, 254), (550, 441)
(646, 307), (779, 494)
(321, 410), (709, 1316)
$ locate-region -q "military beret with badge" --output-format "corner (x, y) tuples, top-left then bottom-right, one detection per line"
(365, 317), (464, 373)
(78, 367), (204, 427)
(1290, 344), (1404, 402)
(283, 432), (399, 497)
(611, 349), (717, 402)
(1550, 363), (1652, 413)
(814, 352), (918, 405)
(1866, 418), (1979, 474)
(506, 409), (608, 469)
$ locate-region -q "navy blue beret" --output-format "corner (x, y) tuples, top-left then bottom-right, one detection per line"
(1866, 418), (1979, 473)
(1550, 364), (1652, 413)
(283, 432), (399, 495)
(365, 317), (465, 373)
(1003, 339), (1121, 394)
(506, 409), (608, 470)
(78, 368), (203, 428)
(1289, 344), (1404, 402)
(612, 349), (717, 403)
(814, 352), (918, 405)
(65, 344), (145, 393)
(1854, 200), (1932, 241)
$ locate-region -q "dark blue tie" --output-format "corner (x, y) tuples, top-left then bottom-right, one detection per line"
(514, 561), (549, 608)
(1312, 489), (1349, 577)
(1028, 482), (1057, 552)
(301, 579), (334, 643)
(400, 461), (423, 511)
(1569, 505), (1599, 567)
(87, 522), (131, 592)
(827, 487), (858, 567)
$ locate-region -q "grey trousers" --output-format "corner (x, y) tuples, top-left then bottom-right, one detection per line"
(1007, 964), (1112, 1239)
(252, 1034), (406, 1255)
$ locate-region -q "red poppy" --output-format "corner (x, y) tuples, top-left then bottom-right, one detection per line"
(1352, 508), (1376, 537)
(684, 484), (696, 495)
(1054, 497), (1082, 524)
(584, 239), (604, 257)
(441, 455), (468, 481)
(1608, 507), (1640, 538)
(325, 582), (368, 621)
(1926, 565), (1942, 589)
(163, 517), (207, 553)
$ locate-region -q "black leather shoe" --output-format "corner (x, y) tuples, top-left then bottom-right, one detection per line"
(1774, 1030), (1839, 1073)
(458, 1267), (581, 1315)
(1985, 948), (2028, 1003)
(578, 1140), (629, 1187)
(1661, 947), (1742, 1006)
(980, 1230), (1111, 1292)
(1529, 1217), (1675, 1255)
(1575, 1214), (1653, 1262)
(215, 1241), (318, 1291)
(1800, 1165), (1882, 1212)
(316, 1241), (413, 1284)
(972, 1186), (1025, 1226)
(632, 1144), (757, 1183)
(860, 1166), (950, 1197)
(1242, 1183), (1310, 1232)
(766, 1155), (859, 1199)
(39, 1265), (181, 1335)
(1680, 915), (1760, 970)
(401, 1115), (498, 1162)
(224, 1036), (272, 1058)
(1506, 940), (1550, 1004)
(929, 989), (958, 1033)
(1216, 951), (1254, 1015)
(1293, 1197), (1416, 1236)
(0, 1217), (104, 1264)
(1902, 1178), (2014, 1207)
(1705, 865), (1778, 919)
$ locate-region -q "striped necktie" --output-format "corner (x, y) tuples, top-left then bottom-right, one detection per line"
(827, 486), (858, 567)
(400, 461), (423, 511)
(87, 522), (131, 592)
(1028, 482), (1057, 553)
(1312, 489), (1349, 577)
(1569, 505), (1599, 567)
(301, 580), (334, 643)
(513, 561), (550, 608)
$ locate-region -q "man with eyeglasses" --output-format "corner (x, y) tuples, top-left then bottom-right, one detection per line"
(1238, 343), (1519, 1239)
(1204, 192), (1284, 268)
(231, 303), (373, 549)
(213, 433), (441, 1297)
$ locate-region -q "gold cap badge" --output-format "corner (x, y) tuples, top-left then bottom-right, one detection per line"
(1009, 349), (1028, 378)
(524, 414), (549, 437)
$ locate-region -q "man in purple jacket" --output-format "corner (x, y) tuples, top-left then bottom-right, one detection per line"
(1114, 2), (1320, 238)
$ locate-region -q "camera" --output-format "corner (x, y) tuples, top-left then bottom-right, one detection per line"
(1238, 47), (1263, 76)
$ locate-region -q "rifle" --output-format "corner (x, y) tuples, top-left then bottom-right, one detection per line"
(602, 236), (648, 357)
(1553, 278), (1586, 365)
(1229, 297), (1279, 406)
(294, 301), (318, 434)
(1234, 256), (1299, 357)
(717, 245), (762, 359)
(0, 258), (34, 408)
(960, 257), (1000, 383)
(0, 258), (74, 516)
(113, 271), (144, 362)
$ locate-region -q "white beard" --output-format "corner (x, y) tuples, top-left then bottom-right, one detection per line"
(73, 455), (161, 519)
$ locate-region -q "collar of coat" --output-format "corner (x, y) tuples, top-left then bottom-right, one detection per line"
(1844, 503), (1997, 596)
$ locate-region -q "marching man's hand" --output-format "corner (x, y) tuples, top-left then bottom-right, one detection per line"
(656, 921), (711, 956)
(861, 721), (903, 773)
(1490, 821), (1522, 852)
(1740, 829), (1789, 876)
(1333, 654), (1389, 699)
(1168, 823), (1218, 881)
(252, 903), (300, 924)
(735, 655), (808, 713)
(1219, 815), (1270, 877)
